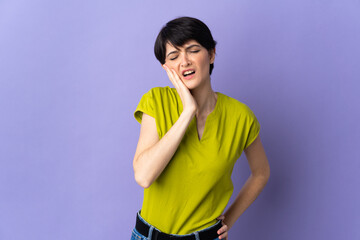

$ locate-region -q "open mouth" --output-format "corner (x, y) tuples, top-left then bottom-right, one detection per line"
(183, 70), (195, 77)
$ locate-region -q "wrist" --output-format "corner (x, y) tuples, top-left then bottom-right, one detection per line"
(181, 108), (196, 118)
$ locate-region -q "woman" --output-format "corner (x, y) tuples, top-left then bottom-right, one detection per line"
(132, 16), (270, 240)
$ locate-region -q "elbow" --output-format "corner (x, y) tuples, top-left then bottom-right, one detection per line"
(133, 154), (155, 189)
(262, 167), (271, 180)
(264, 170), (270, 182)
(262, 166), (270, 179)
(134, 172), (152, 189)
(253, 167), (270, 181)
(133, 161), (152, 188)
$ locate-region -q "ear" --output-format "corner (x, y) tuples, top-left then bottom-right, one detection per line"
(209, 48), (216, 64)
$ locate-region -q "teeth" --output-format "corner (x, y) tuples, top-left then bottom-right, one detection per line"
(184, 70), (195, 76)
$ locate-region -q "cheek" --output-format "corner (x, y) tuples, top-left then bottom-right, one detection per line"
(198, 54), (210, 68)
(198, 58), (210, 73)
(166, 63), (182, 76)
(165, 60), (177, 68)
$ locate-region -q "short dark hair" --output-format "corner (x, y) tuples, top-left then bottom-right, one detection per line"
(154, 16), (217, 75)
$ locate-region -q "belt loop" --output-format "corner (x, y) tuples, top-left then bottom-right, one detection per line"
(194, 231), (200, 240)
(148, 226), (154, 239)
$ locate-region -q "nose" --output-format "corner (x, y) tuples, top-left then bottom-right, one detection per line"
(180, 53), (191, 67)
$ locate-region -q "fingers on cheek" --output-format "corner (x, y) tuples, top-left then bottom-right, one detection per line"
(171, 69), (179, 77)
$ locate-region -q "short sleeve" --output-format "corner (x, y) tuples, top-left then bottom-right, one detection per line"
(134, 89), (156, 124)
(244, 109), (261, 150)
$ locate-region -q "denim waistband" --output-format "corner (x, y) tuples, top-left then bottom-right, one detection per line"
(136, 210), (222, 239)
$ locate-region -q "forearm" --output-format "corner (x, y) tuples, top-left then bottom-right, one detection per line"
(134, 109), (195, 188)
(224, 174), (269, 230)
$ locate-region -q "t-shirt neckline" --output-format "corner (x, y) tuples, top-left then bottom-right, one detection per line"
(194, 91), (222, 143)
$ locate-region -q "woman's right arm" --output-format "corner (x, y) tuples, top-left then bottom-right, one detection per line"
(133, 109), (195, 188)
(133, 64), (197, 188)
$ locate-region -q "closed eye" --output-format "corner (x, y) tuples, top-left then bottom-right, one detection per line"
(169, 50), (200, 60)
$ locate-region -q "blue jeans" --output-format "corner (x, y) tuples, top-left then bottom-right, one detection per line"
(131, 211), (220, 240)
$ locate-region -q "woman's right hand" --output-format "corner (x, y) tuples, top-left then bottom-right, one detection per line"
(162, 64), (198, 114)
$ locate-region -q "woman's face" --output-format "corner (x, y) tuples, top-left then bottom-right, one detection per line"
(164, 40), (215, 89)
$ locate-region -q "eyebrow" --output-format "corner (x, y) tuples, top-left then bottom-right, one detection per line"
(166, 44), (201, 57)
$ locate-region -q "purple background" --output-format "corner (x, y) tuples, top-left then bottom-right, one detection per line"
(0, 0), (359, 239)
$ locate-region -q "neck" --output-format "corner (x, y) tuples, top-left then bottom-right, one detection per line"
(190, 79), (217, 117)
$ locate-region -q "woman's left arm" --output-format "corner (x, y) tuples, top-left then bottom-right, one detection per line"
(217, 135), (270, 239)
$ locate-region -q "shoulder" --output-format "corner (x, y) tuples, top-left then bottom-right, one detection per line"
(146, 86), (177, 98)
(220, 93), (256, 117)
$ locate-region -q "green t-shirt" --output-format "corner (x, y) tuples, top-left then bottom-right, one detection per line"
(134, 86), (260, 234)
